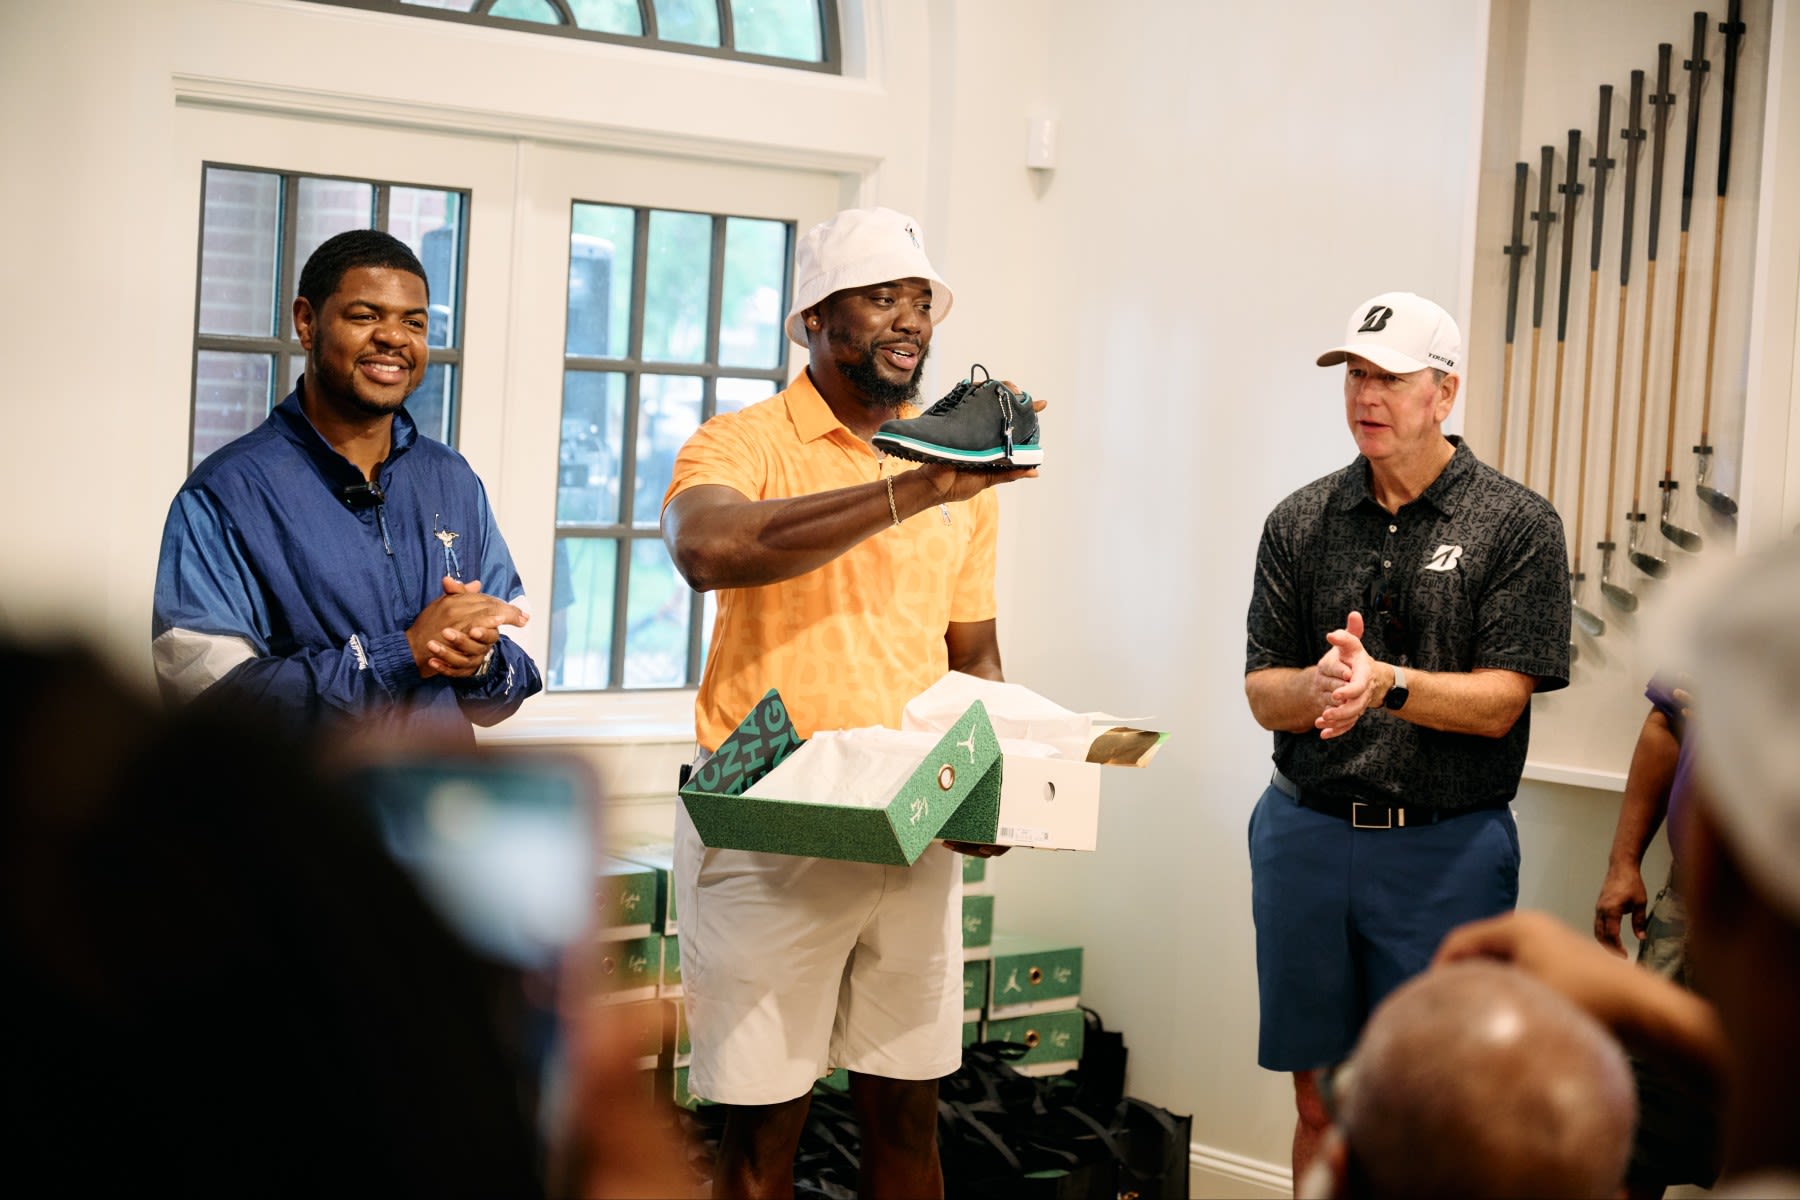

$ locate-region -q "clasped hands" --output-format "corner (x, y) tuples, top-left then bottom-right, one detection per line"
(407, 575), (530, 679)
(1311, 610), (1385, 739)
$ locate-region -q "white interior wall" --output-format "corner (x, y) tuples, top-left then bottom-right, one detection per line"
(954, 0), (1493, 1179)
(5, 1), (1796, 1193)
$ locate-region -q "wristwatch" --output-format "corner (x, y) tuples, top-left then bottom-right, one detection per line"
(1382, 664), (1410, 711)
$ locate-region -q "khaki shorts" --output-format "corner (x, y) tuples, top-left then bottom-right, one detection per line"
(1636, 863), (1692, 987)
(673, 801), (963, 1106)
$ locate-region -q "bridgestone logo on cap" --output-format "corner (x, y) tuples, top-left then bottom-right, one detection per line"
(1357, 306), (1394, 333)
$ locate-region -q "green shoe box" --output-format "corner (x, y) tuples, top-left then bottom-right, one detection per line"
(985, 1007), (1085, 1076)
(595, 855), (657, 940)
(986, 933), (1083, 1019)
(962, 1019), (983, 1047)
(593, 933), (661, 1004)
(612, 837), (678, 935)
(962, 892), (994, 950)
(905, 679), (1168, 852)
(659, 935), (682, 997)
(680, 690), (1003, 866)
(962, 957), (989, 1020)
(962, 855), (989, 890)
(666, 998), (690, 1067)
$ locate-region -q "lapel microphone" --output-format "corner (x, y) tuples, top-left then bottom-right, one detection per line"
(339, 481), (386, 510)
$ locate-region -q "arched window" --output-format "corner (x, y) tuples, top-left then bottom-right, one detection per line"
(305, 0), (839, 71)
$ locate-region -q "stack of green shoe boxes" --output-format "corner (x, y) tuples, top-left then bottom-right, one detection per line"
(983, 932), (1085, 1076)
(961, 854), (992, 1042)
(608, 836), (694, 1107)
(613, 838), (679, 1001)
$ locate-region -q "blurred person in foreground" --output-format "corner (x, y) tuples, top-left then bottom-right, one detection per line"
(0, 639), (688, 1198)
(1438, 534), (1800, 1198)
(152, 229), (540, 743)
(1299, 960), (1635, 1200)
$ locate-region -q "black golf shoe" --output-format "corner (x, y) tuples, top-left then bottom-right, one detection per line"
(872, 365), (1042, 471)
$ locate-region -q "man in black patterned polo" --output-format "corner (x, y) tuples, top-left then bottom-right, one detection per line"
(1242, 291), (1571, 1185)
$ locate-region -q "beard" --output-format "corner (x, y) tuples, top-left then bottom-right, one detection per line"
(829, 327), (929, 411)
(306, 355), (419, 420)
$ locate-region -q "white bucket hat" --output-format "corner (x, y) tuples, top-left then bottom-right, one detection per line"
(1316, 291), (1462, 376)
(784, 207), (954, 347)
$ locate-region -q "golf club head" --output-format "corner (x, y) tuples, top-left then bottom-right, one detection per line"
(1692, 447), (1739, 521)
(1600, 576), (1638, 612)
(1572, 603), (1605, 637)
(1569, 639), (1579, 664)
(1629, 550), (1670, 578)
(1696, 484), (1739, 519)
(1659, 518), (1703, 552)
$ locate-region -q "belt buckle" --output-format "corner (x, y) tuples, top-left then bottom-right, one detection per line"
(1351, 801), (1394, 830)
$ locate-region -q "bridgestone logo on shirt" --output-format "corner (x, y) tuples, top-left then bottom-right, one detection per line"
(348, 634), (369, 670)
(1424, 544), (1465, 572)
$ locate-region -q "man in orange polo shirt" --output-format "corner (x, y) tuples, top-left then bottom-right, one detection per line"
(662, 206), (1040, 1199)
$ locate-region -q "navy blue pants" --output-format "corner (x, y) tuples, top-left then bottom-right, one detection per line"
(1248, 783), (1519, 1071)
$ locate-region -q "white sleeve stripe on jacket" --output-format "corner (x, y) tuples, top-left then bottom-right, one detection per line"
(152, 627), (260, 703)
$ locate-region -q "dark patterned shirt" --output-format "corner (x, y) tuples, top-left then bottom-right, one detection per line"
(1245, 437), (1570, 810)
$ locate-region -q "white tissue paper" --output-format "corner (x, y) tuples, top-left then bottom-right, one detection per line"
(902, 671), (1093, 762)
(741, 728), (939, 809)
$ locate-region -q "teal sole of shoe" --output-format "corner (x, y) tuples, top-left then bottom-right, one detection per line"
(874, 435), (1044, 470)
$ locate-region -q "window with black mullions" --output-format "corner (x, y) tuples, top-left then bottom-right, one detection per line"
(551, 201), (794, 691)
(190, 164), (468, 470)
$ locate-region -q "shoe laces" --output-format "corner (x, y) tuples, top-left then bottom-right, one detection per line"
(928, 364), (992, 415)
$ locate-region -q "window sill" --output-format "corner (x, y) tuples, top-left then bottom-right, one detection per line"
(1520, 759), (1627, 793)
(476, 688), (696, 747)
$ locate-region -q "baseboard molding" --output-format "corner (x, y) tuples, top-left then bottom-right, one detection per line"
(1189, 1141), (1291, 1199)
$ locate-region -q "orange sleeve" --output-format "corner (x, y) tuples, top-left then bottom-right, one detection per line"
(663, 409), (768, 511)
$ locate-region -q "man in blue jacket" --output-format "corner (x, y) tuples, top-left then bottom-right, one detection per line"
(154, 230), (541, 743)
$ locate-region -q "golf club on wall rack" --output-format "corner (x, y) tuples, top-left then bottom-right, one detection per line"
(1693, 0), (1746, 522)
(1522, 145), (1557, 489)
(1660, 14), (1713, 554)
(1628, 46), (1676, 579)
(1498, 161), (1530, 476)
(1571, 84), (1616, 630)
(1549, 126), (1602, 643)
(1598, 71), (1646, 613)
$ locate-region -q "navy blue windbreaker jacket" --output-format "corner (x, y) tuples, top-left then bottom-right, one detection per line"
(153, 391), (542, 743)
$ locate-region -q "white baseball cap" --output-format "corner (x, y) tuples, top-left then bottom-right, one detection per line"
(1317, 291), (1462, 376)
(1686, 537), (1800, 925)
(784, 207), (954, 347)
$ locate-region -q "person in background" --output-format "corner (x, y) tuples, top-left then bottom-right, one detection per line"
(1244, 291), (1571, 1184)
(661, 206), (1041, 1199)
(1593, 679), (1722, 1196)
(153, 229), (540, 743)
